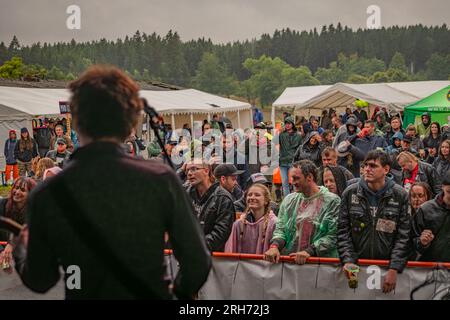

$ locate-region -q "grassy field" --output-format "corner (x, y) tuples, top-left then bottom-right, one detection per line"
(0, 185), (11, 198)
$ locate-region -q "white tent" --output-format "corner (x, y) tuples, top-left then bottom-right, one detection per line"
(272, 81), (450, 122)
(139, 88), (252, 130)
(272, 85), (331, 123)
(0, 87), (252, 168)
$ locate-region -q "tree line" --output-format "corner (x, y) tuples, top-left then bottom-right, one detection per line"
(0, 24), (449, 106)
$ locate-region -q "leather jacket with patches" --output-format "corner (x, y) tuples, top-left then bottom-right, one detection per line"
(337, 180), (411, 272)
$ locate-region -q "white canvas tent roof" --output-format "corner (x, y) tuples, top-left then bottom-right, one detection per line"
(272, 85), (332, 108)
(294, 81), (450, 112)
(0, 87), (69, 120)
(0, 87), (251, 118)
(139, 89), (251, 115)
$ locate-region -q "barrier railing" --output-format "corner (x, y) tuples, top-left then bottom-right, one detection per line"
(164, 249), (450, 269)
(0, 245), (447, 270)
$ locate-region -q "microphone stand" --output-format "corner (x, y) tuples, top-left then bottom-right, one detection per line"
(141, 98), (174, 170)
(141, 98), (176, 294)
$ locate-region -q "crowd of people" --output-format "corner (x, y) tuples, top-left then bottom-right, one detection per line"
(141, 104), (450, 293)
(0, 65), (449, 298)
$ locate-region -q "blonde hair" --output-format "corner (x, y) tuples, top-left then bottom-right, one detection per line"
(245, 183), (271, 215)
(35, 157), (55, 180)
(397, 151), (418, 163)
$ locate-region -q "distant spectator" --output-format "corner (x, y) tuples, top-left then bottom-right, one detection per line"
(405, 124), (425, 158)
(432, 139), (450, 178)
(279, 116), (303, 197)
(45, 137), (71, 168)
(50, 124), (74, 152)
(322, 129), (333, 148)
(397, 151), (442, 196)
(320, 110), (332, 130)
(4, 130), (19, 184)
(14, 128), (39, 177)
(293, 131), (324, 168)
(320, 147), (354, 181)
(353, 100), (368, 124)
(252, 106), (264, 127)
(34, 157), (55, 182)
(385, 116), (405, 146)
(416, 112), (432, 139)
(423, 122), (442, 164)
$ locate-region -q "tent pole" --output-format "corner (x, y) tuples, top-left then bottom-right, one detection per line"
(237, 110), (241, 129)
(190, 114), (194, 135)
(249, 109), (253, 128)
(146, 115), (150, 142)
(207, 113), (211, 122)
(271, 106), (275, 127)
(171, 113), (176, 130)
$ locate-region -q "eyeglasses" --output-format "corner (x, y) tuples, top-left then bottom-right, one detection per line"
(186, 166), (206, 173)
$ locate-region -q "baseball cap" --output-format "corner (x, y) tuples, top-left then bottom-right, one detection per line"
(56, 137), (67, 145)
(213, 164), (245, 178)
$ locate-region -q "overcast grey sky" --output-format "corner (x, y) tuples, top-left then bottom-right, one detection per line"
(0, 0), (448, 45)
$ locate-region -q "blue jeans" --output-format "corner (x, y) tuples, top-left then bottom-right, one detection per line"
(280, 165), (291, 197)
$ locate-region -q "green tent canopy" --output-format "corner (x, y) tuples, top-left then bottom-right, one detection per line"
(403, 85), (450, 128)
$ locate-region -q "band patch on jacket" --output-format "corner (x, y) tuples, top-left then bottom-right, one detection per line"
(376, 219), (397, 233)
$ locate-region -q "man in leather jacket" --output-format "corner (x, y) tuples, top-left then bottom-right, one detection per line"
(186, 160), (235, 252)
(397, 151), (442, 195)
(338, 150), (411, 293)
(411, 170), (450, 262)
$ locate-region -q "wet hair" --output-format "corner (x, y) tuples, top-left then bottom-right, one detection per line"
(292, 160), (318, 182)
(397, 151), (418, 164)
(429, 122), (441, 135)
(409, 182), (433, 203)
(35, 157), (55, 180)
(5, 177), (37, 224)
(322, 147), (337, 158)
(69, 65), (142, 141)
(438, 139), (450, 160)
(364, 150), (391, 168)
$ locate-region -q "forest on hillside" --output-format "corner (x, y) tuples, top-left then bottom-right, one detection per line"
(1, 24), (449, 106)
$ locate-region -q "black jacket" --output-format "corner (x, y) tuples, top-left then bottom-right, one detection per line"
(15, 142), (211, 299)
(187, 182), (235, 252)
(337, 179), (411, 272)
(401, 161), (442, 196)
(293, 133), (324, 167)
(411, 193), (450, 262)
(432, 157), (450, 179)
(14, 138), (38, 162)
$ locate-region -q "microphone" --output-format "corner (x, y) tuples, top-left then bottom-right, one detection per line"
(141, 98), (163, 128)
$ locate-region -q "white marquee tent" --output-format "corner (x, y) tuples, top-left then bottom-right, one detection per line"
(0, 86), (252, 168)
(272, 81), (450, 123)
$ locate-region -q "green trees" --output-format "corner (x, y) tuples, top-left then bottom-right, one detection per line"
(0, 24), (449, 105)
(426, 53), (450, 80)
(191, 52), (236, 96)
(0, 56), (24, 79)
